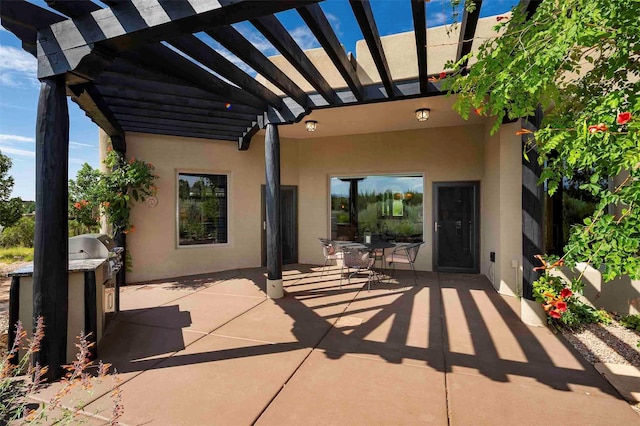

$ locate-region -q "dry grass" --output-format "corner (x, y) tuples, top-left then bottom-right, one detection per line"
(0, 247), (33, 264)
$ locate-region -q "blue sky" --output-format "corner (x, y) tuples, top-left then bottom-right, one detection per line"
(0, 0), (518, 201)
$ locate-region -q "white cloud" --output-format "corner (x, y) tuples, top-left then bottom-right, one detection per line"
(69, 158), (90, 165)
(326, 13), (342, 36)
(70, 141), (98, 149)
(0, 134), (34, 143)
(0, 45), (37, 87)
(429, 12), (448, 26)
(0, 145), (35, 157)
(290, 26), (320, 50)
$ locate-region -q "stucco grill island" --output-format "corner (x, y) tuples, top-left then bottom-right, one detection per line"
(8, 234), (123, 367)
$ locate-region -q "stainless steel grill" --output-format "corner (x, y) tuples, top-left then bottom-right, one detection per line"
(69, 234), (124, 279)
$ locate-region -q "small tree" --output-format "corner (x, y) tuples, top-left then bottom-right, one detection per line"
(69, 148), (158, 237)
(0, 151), (23, 228)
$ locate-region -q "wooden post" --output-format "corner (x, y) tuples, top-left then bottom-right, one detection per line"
(111, 135), (126, 312)
(521, 111), (544, 302)
(265, 123), (283, 298)
(33, 76), (69, 381)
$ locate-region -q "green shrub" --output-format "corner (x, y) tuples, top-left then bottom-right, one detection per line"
(532, 257), (611, 327)
(0, 216), (35, 248)
(620, 314), (640, 332)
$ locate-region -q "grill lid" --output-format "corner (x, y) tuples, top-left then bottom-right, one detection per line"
(69, 234), (118, 260)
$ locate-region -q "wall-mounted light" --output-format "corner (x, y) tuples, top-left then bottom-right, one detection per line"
(305, 120), (318, 132)
(415, 108), (430, 122)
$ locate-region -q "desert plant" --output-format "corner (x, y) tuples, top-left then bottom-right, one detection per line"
(0, 318), (123, 425)
(1, 216), (35, 248)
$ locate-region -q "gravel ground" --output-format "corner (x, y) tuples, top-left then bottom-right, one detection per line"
(560, 319), (640, 413)
(560, 320), (640, 367)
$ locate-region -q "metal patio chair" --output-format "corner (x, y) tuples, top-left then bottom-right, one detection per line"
(385, 242), (424, 285)
(319, 238), (343, 277)
(340, 246), (379, 291)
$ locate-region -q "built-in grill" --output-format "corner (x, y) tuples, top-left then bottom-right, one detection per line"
(69, 233), (124, 279)
(8, 233), (123, 363)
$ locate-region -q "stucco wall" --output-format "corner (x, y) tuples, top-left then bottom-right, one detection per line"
(553, 263), (640, 315)
(296, 125), (486, 271)
(498, 123), (523, 297)
(479, 122), (522, 296)
(481, 124), (501, 289)
(125, 132), (299, 283)
(124, 123), (527, 283)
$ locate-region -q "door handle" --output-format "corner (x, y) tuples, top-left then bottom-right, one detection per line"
(434, 221), (439, 232)
(263, 221), (266, 231)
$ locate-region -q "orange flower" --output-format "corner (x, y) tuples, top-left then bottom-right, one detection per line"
(549, 310), (562, 319)
(560, 288), (572, 299)
(496, 16), (508, 21)
(81, 199), (89, 206)
(474, 107), (485, 115)
(555, 301), (567, 312)
(588, 123), (608, 133)
(128, 225), (136, 234)
(428, 72), (447, 82)
(128, 156), (136, 164)
(73, 202), (82, 210)
(617, 111), (632, 125)
(516, 128), (533, 135)
(102, 201), (110, 208)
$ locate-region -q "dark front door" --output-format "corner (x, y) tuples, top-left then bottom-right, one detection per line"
(433, 182), (479, 273)
(262, 185), (298, 266)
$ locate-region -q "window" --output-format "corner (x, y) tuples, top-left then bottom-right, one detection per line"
(330, 174), (423, 242)
(178, 173), (228, 245)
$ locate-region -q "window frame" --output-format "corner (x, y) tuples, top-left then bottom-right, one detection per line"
(175, 169), (231, 249)
(327, 172), (425, 242)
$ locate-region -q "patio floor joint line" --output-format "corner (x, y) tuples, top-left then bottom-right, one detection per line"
(251, 275), (368, 425)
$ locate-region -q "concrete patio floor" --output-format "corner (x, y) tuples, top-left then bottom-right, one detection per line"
(33, 265), (639, 425)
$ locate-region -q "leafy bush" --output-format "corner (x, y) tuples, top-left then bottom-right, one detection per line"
(619, 314), (640, 332)
(0, 217), (35, 248)
(532, 256), (611, 327)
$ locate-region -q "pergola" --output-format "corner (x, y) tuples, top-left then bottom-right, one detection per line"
(1, 0), (541, 380)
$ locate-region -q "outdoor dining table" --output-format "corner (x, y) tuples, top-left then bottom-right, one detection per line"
(335, 240), (401, 274)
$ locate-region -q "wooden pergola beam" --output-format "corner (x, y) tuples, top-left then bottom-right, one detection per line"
(168, 35), (284, 110)
(239, 123), (261, 151)
(103, 98), (257, 121)
(98, 88), (262, 115)
(349, 0), (395, 97)
(96, 73), (229, 103)
(110, 106), (252, 128)
(68, 83), (123, 137)
(45, 0), (101, 18)
(119, 121), (242, 137)
(0, 0), (67, 55)
(122, 126), (238, 142)
(456, 0), (483, 70)
(250, 14), (338, 104)
(114, 115), (247, 133)
(36, 0), (320, 78)
(298, 3), (364, 101)
(207, 25), (311, 109)
(137, 44), (267, 111)
(410, 0), (428, 94)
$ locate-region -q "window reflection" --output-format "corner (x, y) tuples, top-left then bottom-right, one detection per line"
(330, 175), (423, 242)
(178, 173), (228, 245)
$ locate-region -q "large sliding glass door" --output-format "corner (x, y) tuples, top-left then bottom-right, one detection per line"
(330, 174), (424, 242)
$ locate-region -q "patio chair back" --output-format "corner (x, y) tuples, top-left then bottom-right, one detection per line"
(406, 242), (424, 263)
(342, 247), (375, 270)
